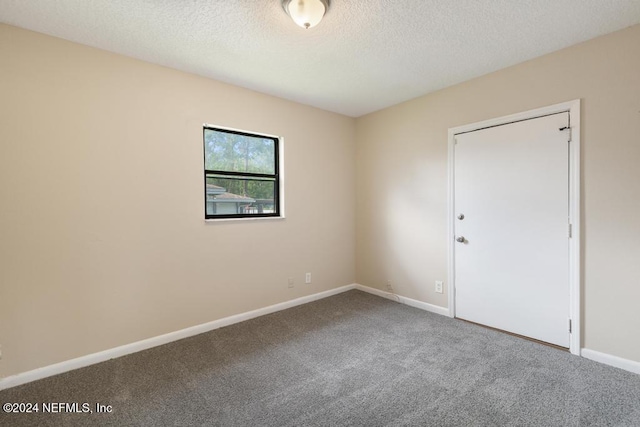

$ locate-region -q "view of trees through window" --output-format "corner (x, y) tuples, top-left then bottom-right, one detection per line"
(204, 127), (279, 218)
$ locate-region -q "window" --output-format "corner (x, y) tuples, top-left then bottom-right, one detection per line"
(203, 126), (281, 219)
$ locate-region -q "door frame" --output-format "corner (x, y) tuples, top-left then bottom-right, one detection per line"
(447, 100), (581, 355)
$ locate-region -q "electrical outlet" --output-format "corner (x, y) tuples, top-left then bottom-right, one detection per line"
(305, 273), (312, 284)
(288, 278), (294, 288)
(435, 281), (443, 294)
(387, 280), (394, 292)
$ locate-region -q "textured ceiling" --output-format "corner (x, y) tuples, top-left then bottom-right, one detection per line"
(1, 1), (640, 117)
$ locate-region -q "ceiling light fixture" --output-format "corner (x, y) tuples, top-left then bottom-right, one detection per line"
(282, 0), (330, 29)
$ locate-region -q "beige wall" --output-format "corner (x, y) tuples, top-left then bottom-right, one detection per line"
(356, 24), (640, 362)
(0, 24), (356, 378)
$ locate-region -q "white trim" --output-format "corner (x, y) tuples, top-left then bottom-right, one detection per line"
(447, 99), (581, 355)
(205, 216), (285, 223)
(0, 284), (356, 391)
(447, 131), (456, 319)
(278, 135), (286, 218)
(202, 123), (280, 140)
(567, 102), (581, 355)
(355, 284), (450, 317)
(582, 349), (640, 375)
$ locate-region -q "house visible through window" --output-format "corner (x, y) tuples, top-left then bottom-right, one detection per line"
(204, 126), (280, 219)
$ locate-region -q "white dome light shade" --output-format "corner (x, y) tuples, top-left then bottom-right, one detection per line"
(282, 0), (330, 29)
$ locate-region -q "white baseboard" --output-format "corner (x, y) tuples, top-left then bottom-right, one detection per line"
(354, 284), (450, 317)
(0, 284), (357, 391)
(581, 348), (640, 375)
(11, 284), (633, 391)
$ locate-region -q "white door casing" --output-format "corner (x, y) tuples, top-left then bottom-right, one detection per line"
(447, 100), (581, 355)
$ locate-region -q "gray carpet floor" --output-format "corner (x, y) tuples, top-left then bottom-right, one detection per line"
(1, 290), (640, 426)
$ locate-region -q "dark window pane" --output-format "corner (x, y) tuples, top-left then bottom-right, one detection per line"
(206, 176), (276, 216)
(204, 128), (275, 175)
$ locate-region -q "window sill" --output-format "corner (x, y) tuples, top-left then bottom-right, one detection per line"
(204, 216), (285, 223)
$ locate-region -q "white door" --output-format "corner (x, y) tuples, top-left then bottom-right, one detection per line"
(454, 112), (570, 348)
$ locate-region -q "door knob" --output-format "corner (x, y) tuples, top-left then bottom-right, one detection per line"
(456, 236), (465, 243)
